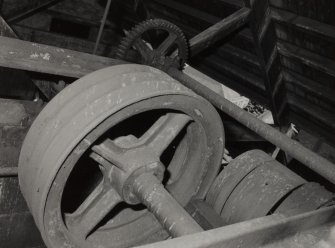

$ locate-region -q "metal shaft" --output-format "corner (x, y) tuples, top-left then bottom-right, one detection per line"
(189, 7), (250, 56)
(93, 0), (112, 54)
(132, 173), (203, 237)
(168, 68), (335, 185)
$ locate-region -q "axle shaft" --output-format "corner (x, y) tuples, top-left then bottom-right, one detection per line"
(132, 173), (203, 237)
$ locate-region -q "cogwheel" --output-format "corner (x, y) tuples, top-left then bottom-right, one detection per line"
(116, 19), (189, 71)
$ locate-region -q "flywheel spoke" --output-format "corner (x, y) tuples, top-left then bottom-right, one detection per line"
(156, 33), (178, 55)
(140, 113), (191, 156)
(66, 181), (122, 239)
(91, 139), (127, 168)
(134, 38), (152, 61)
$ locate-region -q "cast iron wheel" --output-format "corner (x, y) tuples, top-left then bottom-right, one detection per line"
(19, 64), (224, 248)
(116, 19), (189, 71)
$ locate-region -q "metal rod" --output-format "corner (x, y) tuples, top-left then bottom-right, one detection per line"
(0, 167), (18, 177)
(189, 7), (251, 57)
(132, 173), (203, 237)
(93, 0), (112, 54)
(168, 68), (335, 185)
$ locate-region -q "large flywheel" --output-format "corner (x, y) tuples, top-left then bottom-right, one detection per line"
(18, 64), (224, 248)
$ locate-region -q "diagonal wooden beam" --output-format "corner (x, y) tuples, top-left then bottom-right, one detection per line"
(0, 36), (124, 78)
(6, 0), (64, 23)
(0, 15), (17, 37)
(0, 16), (38, 99)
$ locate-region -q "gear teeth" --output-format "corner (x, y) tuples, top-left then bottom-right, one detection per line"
(115, 19), (189, 69)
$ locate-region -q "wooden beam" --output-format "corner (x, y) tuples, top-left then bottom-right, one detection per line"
(6, 0), (64, 23)
(278, 41), (335, 78)
(45, 9), (116, 29)
(0, 16), (37, 100)
(0, 16), (17, 37)
(13, 24), (117, 57)
(271, 7), (335, 40)
(0, 36), (124, 78)
(242, 0), (288, 126)
(139, 206), (335, 248)
(0, 212), (44, 247)
(189, 7), (251, 56)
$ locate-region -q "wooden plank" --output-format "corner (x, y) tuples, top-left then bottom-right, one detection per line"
(242, 0), (288, 126)
(283, 70), (335, 110)
(0, 212), (44, 247)
(138, 206), (335, 248)
(274, 22), (335, 61)
(0, 36), (124, 78)
(0, 99), (44, 247)
(0, 15), (41, 100)
(0, 177), (28, 213)
(189, 8), (251, 56)
(0, 98), (43, 162)
(278, 41), (335, 78)
(269, 0), (335, 26)
(195, 63), (268, 105)
(287, 92), (335, 131)
(0, 15), (16, 37)
(200, 54), (265, 91)
(271, 7), (335, 41)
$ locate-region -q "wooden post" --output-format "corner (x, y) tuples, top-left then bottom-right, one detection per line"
(242, 0), (288, 127)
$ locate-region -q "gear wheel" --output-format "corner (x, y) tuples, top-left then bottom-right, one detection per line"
(116, 19), (189, 71)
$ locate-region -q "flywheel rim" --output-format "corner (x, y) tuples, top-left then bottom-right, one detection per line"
(19, 64), (224, 248)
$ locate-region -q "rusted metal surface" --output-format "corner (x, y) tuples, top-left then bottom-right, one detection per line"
(275, 182), (334, 215)
(116, 19), (189, 71)
(185, 199), (225, 230)
(18, 64), (224, 247)
(89, 117), (204, 238)
(206, 150), (272, 214)
(168, 68), (335, 185)
(137, 206), (335, 248)
(0, 2), (332, 247)
(221, 159), (305, 224)
(133, 173), (203, 237)
(206, 149), (334, 223)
